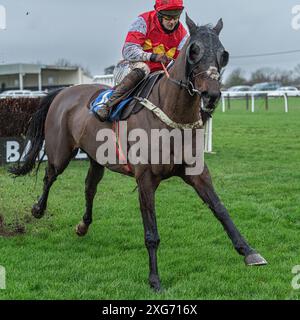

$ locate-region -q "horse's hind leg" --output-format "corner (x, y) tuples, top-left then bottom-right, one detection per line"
(32, 163), (58, 218)
(76, 157), (105, 237)
(32, 149), (78, 219)
(181, 164), (267, 266)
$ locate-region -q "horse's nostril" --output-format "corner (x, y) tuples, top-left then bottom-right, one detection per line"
(202, 90), (220, 101)
(208, 91), (221, 101)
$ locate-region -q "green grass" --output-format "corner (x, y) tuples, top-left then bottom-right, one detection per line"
(0, 98), (300, 300)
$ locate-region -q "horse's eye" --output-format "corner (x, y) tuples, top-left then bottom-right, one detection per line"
(187, 41), (205, 64)
(190, 43), (200, 57)
(218, 50), (229, 68)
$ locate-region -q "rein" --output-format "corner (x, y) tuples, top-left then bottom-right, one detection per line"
(133, 61), (221, 129)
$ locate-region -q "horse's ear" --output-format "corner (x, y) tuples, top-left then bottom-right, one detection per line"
(214, 18), (223, 35)
(186, 13), (197, 34)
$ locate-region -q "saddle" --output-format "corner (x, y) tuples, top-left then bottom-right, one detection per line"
(89, 71), (164, 122)
(119, 71), (164, 120)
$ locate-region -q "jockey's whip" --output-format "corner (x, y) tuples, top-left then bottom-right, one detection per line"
(161, 63), (170, 79)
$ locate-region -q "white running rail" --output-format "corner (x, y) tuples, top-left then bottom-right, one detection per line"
(221, 90), (300, 113)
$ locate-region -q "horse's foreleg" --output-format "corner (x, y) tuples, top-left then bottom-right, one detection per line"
(181, 165), (267, 266)
(137, 170), (161, 291)
(76, 158), (105, 236)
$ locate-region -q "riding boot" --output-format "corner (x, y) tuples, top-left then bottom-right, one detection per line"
(96, 68), (146, 121)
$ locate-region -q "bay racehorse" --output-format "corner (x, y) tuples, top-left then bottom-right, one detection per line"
(10, 15), (267, 291)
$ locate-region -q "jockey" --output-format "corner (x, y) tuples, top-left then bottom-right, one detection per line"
(96, 0), (188, 122)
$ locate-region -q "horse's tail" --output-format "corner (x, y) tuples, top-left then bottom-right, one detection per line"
(8, 88), (64, 177)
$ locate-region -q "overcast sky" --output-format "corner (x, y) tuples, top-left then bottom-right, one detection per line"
(0, 0), (299, 78)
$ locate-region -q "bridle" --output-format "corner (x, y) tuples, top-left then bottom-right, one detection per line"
(160, 30), (227, 113)
(161, 62), (221, 115)
(161, 62), (221, 98)
(133, 46), (222, 129)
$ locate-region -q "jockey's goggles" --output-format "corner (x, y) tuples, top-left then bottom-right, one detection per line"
(160, 14), (181, 21)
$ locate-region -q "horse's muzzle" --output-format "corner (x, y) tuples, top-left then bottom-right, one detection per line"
(202, 90), (221, 101)
(202, 90), (221, 112)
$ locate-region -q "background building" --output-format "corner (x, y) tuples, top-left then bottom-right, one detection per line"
(0, 63), (93, 92)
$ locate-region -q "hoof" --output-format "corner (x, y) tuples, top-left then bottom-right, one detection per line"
(76, 222), (89, 237)
(245, 253), (268, 266)
(149, 275), (161, 292)
(32, 204), (45, 219)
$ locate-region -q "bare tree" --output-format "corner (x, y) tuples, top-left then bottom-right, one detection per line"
(248, 67), (293, 86)
(249, 68), (273, 85)
(224, 68), (247, 88)
(293, 64), (300, 85)
(294, 64), (300, 77)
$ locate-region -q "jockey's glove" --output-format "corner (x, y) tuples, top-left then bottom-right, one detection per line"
(150, 54), (171, 65)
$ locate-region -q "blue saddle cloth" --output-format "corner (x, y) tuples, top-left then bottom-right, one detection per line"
(90, 90), (133, 122)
